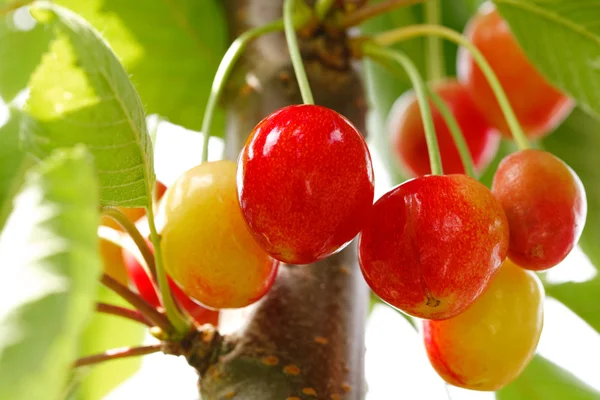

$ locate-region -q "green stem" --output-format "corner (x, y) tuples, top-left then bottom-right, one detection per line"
(315, 0), (335, 20)
(373, 25), (530, 150)
(199, 20), (286, 163)
(284, 0), (315, 105)
(146, 205), (190, 336)
(427, 87), (476, 178)
(363, 42), (443, 175)
(101, 206), (156, 282)
(424, 0), (444, 81)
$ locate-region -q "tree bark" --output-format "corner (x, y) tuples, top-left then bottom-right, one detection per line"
(194, 1), (370, 399)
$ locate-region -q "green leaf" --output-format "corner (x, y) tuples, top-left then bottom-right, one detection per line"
(493, 0), (600, 118)
(23, 3), (154, 207)
(56, 0), (227, 133)
(0, 107), (35, 230)
(541, 108), (600, 334)
(361, 2), (425, 185)
(74, 285), (145, 400)
(0, 145), (101, 400)
(497, 355), (600, 399)
(0, 10), (52, 102)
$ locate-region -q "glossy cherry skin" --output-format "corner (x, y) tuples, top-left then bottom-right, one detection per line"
(161, 160), (279, 309)
(458, 2), (574, 138)
(492, 149), (587, 270)
(122, 242), (219, 327)
(423, 259), (544, 391)
(358, 175), (509, 320)
(389, 79), (500, 177)
(237, 104), (375, 265)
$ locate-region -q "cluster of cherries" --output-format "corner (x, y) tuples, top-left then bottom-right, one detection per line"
(100, 2), (586, 392)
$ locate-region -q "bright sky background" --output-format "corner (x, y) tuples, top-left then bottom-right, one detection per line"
(102, 121), (600, 400)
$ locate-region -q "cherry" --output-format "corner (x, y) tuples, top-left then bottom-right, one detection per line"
(237, 104), (375, 264)
(161, 160), (279, 309)
(423, 259), (544, 391)
(388, 78), (500, 177)
(492, 149), (586, 270)
(99, 237), (129, 286)
(122, 242), (219, 327)
(358, 175), (509, 320)
(458, 2), (574, 138)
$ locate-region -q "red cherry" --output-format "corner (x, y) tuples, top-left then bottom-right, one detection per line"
(389, 79), (500, 177)
(492, 149), (587, 270)
(458, 2), (574, 138)
(123, 242), (219, 326)
(237, 104), (375, 265)
(358, 175), (509, 320)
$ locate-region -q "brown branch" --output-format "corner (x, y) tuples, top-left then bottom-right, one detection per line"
(96, 302), (152, 327)
(100, 273), (173, 334)
(73, 344), (163, 368)
(339, 0), (428, 28)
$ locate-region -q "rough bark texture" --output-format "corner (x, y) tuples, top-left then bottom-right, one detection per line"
(195, 1), (370, 399)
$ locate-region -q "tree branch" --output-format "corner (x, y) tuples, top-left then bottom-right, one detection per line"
(96, 302), (152, 327)
(73, 344), (162, 368)
(100, 273), (173, 334)
(338, 0), (428, 28)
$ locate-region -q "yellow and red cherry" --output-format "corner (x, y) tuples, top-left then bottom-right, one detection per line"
(358, 175), (509, 320)
(161, 160), (279, 309)
(458, 2), (574, 138)
(423, 259), (544, 391)
(389, 79), (500, 177)
(122, 242), (219, 326)
(237, 104), (375, 265)
(492, 149), (587, 270)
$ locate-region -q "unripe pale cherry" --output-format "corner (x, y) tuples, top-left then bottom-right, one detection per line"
(492, 149), (586, 270)
(389, 79), (500, 177)
(237, 104), (375, 265)
(423, 259), (544, 391)
(458, 2), (574, 138)
(358, 175), (509, 320)
(161, 160), (279, 309)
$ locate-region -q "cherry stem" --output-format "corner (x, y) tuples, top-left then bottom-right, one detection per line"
(100, 273), (173, 334)
(145, 205), (190, 336)
(96, 302), (152, 327)
(427, 87), (476, 178)
(101, 206), (156, 282)
(199, 19), (288, 164)
(73, 344), (162, 368)
(315, 0), (335, 20)
(284, 0), (315, 105)
(362, 41), (444, 175)
(424, 0), (444, 81)
(372, 25), (530, 150)
(339, 0), (428, 28)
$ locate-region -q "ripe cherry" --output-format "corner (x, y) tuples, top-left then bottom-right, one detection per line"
(99, 237), (129, 286)
(122, 242), (219, 327)
(237, 104), (374, 265)
(458, 2), (574, 138)
(423, 259), (544, 391)
(492, 149), (586, 270)
(161, 160), (279, 309)
(358, 175), (509, 320)
(389, 79), (500, 177)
